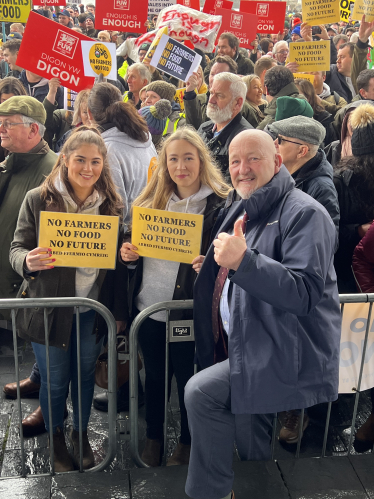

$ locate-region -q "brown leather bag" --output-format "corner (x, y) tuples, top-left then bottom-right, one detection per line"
(95, 335), (142, 389)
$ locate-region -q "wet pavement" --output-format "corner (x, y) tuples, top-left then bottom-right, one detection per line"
(1, 327), (374, 498)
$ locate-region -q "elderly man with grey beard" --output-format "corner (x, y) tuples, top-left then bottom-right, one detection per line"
(197, 72), (253, 181)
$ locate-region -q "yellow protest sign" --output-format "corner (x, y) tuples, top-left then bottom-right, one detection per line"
(174, 88), (186, 111)
(340, 0), (355, 21)
(289, 41), (330, 72)
(352, 0), (374, 21)
(89, 43), (112, 77)
(0, 0), (30, 22)
(131, 206), (203, 264)
(302, 0), (340, 25)
(38, 212), (119, 269)
(293, 73), (315, 84)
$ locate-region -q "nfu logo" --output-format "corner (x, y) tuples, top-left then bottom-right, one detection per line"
(256, 3), (269, 17)
(230, 13), (243, 29)
(52, 30), (79, 59)
(114, 0), (130, 10)
(215, 0), (223, 6)
(183, 0), (191, 6)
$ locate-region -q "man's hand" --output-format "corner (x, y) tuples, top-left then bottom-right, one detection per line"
(251, 39), (259, 53)
(192, 255), (204, 273)
(116, 320), (127, 334)
(358, 222), (373, 238)
(286, 61), (299, 72)
(213, 219), (247, 271)
(359, 15), (374, 44)
(300, 22), (312, 42)
(314, 24), (330, 41)
(186, 72), (200, 92)
(46, 77), (61, 105)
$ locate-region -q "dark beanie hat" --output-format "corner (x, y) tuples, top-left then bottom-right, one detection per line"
(350, 103), (374, 156)
(275, 96), (314, 121)
(145, 81), (176, 104)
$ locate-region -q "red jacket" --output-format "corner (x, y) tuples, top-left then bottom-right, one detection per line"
(352, 222), (374, 293)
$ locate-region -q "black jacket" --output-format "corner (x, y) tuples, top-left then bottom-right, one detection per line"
(125, 193), (227, 322)
(314, 108), (337, 146)
(333, 168), (372, 293)
(198, 113), (253, 180)
(19, 70), (64, 109)
(292, 149), (340, 231)
(325, 65), (353, 104)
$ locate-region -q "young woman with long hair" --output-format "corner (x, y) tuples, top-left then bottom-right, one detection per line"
(10, 126), (123, 472)
(120, 127), (231, 467)
(87, 82), (157, 227)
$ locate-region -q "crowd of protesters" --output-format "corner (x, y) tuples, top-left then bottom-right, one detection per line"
(1, 3), (374, 498)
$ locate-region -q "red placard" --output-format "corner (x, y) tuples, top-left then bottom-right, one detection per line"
(203, 0), (233, 15)
(95, 0), (148, 33)
(240, 1), (287, 34)
(177, 0), (200, 10)
(44, 1), (67, 5)
(215, 8), (258, 49)
(16, 12), (95, 93)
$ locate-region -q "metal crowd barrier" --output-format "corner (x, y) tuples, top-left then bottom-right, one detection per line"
(0, 297), (117, 478)
(129, 294), (374, 467)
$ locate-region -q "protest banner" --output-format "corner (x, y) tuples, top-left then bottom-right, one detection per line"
(63, 87), (78, 111)
(150, 34), (202, 81)
(203, 0), (233, 15)
(95, 0), (148, 33)
(293, 72), (315, 84)
(177, 0), (200, 10)
(16, 12), (95, 93)
(131, 206), (203, 264)
(338, 302), (374, 394)
(81, 41), (117, 79)
(174, 87), (186, 110)
(240, 1), (287, 34)
(289, 40), (330, 71)
(301, 0), (340, 25)
(215, 7), (258, 49)
(148, 0), (176, 17)
(38, 212), (120, 269)
(352, 0), (374, 21)
(157, 4), (222, 52)
(340, 0), (355, 21)
(0, 0), (31, 23)
(45, 1), (66, 5)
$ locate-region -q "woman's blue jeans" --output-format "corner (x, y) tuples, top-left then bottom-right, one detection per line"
(32, 310), (103, 433)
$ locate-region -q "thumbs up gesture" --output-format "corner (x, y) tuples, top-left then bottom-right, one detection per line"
(213, 219), (247, 271)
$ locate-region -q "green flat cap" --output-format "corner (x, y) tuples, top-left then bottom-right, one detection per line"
(0, 96), (46, 125)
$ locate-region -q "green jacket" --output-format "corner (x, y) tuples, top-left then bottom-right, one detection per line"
(43, 98), (73, 151)
(0, 141), (57, 320)
(184, 91), (259, 130)
(321, 93), (347, 117)
(256, 83), (305, 130)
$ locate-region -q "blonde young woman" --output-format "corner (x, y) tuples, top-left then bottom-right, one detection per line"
(120, 127), (230, 467)
(10, 127), (123, 473)
(241, 74), (267, 128)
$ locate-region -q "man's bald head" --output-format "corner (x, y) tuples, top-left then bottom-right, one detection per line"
(229, 130), (281, 199)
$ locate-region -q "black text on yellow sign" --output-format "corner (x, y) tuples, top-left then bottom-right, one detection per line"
(352, 0), (374, 21)
(302, 0), (340, 25)
(38, 212), (119, 269)
(340, 0), (354, 20)
(89, 43), (112, 77)
(0, 0), (31, 22)
(131, 206), (204, 264)
(289, 40), (330, 71)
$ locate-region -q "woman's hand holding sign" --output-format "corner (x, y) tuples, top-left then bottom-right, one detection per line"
(26, 247), (55, 272)
(120, 242), (139, 262)
(192, 255), (204, 274)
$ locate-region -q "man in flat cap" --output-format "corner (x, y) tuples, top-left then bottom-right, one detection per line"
(0, 96), (57, 434)
(184, 129), (341, 499)
(268, 115), (340, 446)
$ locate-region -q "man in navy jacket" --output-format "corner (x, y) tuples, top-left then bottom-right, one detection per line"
(184, 129), (341, 499)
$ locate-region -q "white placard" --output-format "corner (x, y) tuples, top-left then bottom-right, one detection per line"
(81, 41), (117, 81)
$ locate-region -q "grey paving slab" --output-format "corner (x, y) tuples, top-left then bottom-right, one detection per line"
(349, 454), (374, 498)
(51, 470), (130, 498)
(0, 475), (51, 499)
(130, 464), (190, 499)
(278, 456), (369, 499)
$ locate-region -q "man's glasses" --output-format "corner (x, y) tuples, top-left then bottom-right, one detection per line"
(277, 49), (289, 55)
(277, 136), (306, 147)
(0, 120), (26, 129)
